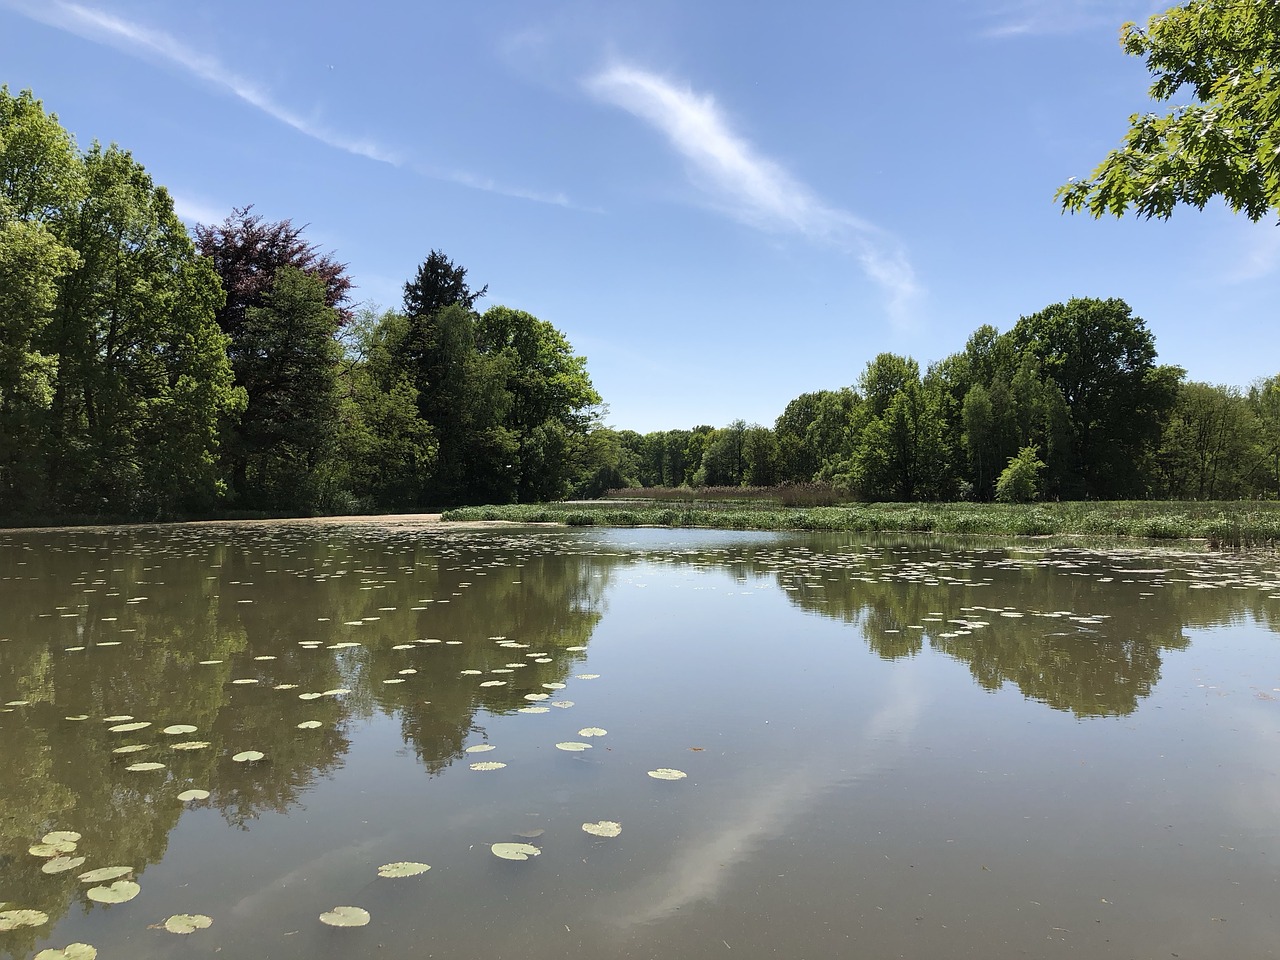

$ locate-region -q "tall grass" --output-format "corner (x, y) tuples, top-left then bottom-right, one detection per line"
(441, 499), (1280, 549)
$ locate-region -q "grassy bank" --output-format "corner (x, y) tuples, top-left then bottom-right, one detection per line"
(441, 499), (1280, 549)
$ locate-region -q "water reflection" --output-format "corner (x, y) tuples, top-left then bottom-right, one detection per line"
(1, 523), (1278, 958)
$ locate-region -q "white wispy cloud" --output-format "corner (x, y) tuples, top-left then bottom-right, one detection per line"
(584, 63), (919, 319)
(4, 0), (576, 206)
(168, 192), (230, 228)
(6, 0), (402, 164)
(979, 0), (1154, 39)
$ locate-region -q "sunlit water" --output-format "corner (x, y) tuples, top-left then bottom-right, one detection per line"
(1, 521), (1278, 959)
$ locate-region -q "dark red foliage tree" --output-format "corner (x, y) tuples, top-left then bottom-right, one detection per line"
(194, 205), (354, 338)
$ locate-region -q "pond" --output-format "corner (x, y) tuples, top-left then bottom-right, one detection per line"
(1, 521), (1278, 959)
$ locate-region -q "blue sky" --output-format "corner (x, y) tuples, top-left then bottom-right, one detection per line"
(2, 0), (1276, 432)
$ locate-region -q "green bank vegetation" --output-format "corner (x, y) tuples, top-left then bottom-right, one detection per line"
(443, 498), (1280, 549)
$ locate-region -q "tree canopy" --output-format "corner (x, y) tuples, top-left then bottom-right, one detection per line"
(1057, 0), (1280, 221)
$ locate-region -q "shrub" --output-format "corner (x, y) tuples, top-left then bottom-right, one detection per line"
(995, 446), (1045, 504)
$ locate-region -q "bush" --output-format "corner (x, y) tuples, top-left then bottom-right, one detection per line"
(995, 446), (1045, 503)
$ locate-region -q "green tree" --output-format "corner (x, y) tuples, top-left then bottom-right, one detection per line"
(1009, 298), (1180, 498)
(476, 305), (601, 501)
(995, 445), (1046, 503)
(40, 142), (237, 516)
(1057, 0), (1280, 221)
(962, 383), (996, 498)
(333, 308), (436, 509)
(696, 419), (749, 486)
(230, 266), (342, 511)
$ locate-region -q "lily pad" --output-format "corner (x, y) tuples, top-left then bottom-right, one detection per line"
(318, 905), (370, 927)
(479, 680), (506, 687)
(298, 692), (322, 700)
(86, 880), (140, 903)
(170, 741), (210, 750)
(524, 693), (549, 702)
(162, 913), (212, 934)
(43, 831), (82, 843)
(377, 861), (431, 878)
(490, 842), (541, 861)
(29, 841), (77, 857)
(102, 715), (133, 722)
(126, 762), (166, 772)
(542, 682), (566, 690)
(0, 909), (49, 930)
(322, 688), (351, 696)
(33, 944), (96, 959)
(77, 866), (132, 884)
(582, 820), (621, 838)
(41, 856), (87, 874)
(555, 742), (591, 752)
(177, 789), (210, 802)
(465, 744), (496, 753)
(470, 761), (507, 771)
(112, 744), (150, 754)
(575, 673), (601, 680)
(550, 700), (575, 709)
(578, 727), (607, 737)
(108, 721), (150, 733)
(647, 768), (688, 780)
(232, 750), (264, 762)
(296, 720), (322, 729)
(64, 715), (90, 721)
(162, 724), (198, 735)
(518, 706), (550, 714)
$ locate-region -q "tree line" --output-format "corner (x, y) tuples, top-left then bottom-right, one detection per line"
(4, 86), (1278, 521)
(0, 87), (601, 520)
(594, 299), (1280, 502)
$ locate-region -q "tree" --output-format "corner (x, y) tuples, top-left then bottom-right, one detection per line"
(1009, 298), (1179, 498)
(1057, 0), (1280, 222)
(995, 445), (1046, 503)
(195, 207), (353, 504)
(37, 141), (236, 516)
(476, 305), (601, 501)
(229, 266), (343, 511)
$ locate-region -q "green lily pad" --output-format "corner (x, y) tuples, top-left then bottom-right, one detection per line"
(377, 861), (431, 878)
(465, 744), (496, 753)
(479, 680), (506, 687)
(86, 880), (140, 903)
(170, 741), (210, 750)
(318, 905), (370, 927)
(490, 842), (541, 861)
(578, 727), (607, 737)
(126, 762), (166, 772)
(518, 706), (550, 714)
(162, 724), (198, 735)
(108, 721), (150, 733)
(322, 688), (351, 696)
(102, 715), (133, 722)
(162, 913), (212, 934)
(470, 761), (507, 771)
(232, 750), (264, 762)
(77, 866), (132, 884)
(0, 909), (49, 930)
(647, 768), (687, 780)
(33, 943), (96, 959)
(30, 841), (77, 857)
(524, 693), (549, 702)
(43, 831), (82, 843)
(41, 856), (86, 874)
(64, 715), (90, 721)
(575, 674), (601, 680)
(550, 700), (575, 709)
(112, 744), (150, 754)
(298, 692), (322, 700)
(542, 682), (566, 690)
(177, 789), (210, 802)
(555, 742), (591, 752)
(296, 720), (322, 729)
(582, 820), (621, 838)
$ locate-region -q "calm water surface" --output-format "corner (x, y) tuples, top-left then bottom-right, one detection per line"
(1, 521), (1278, 959)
